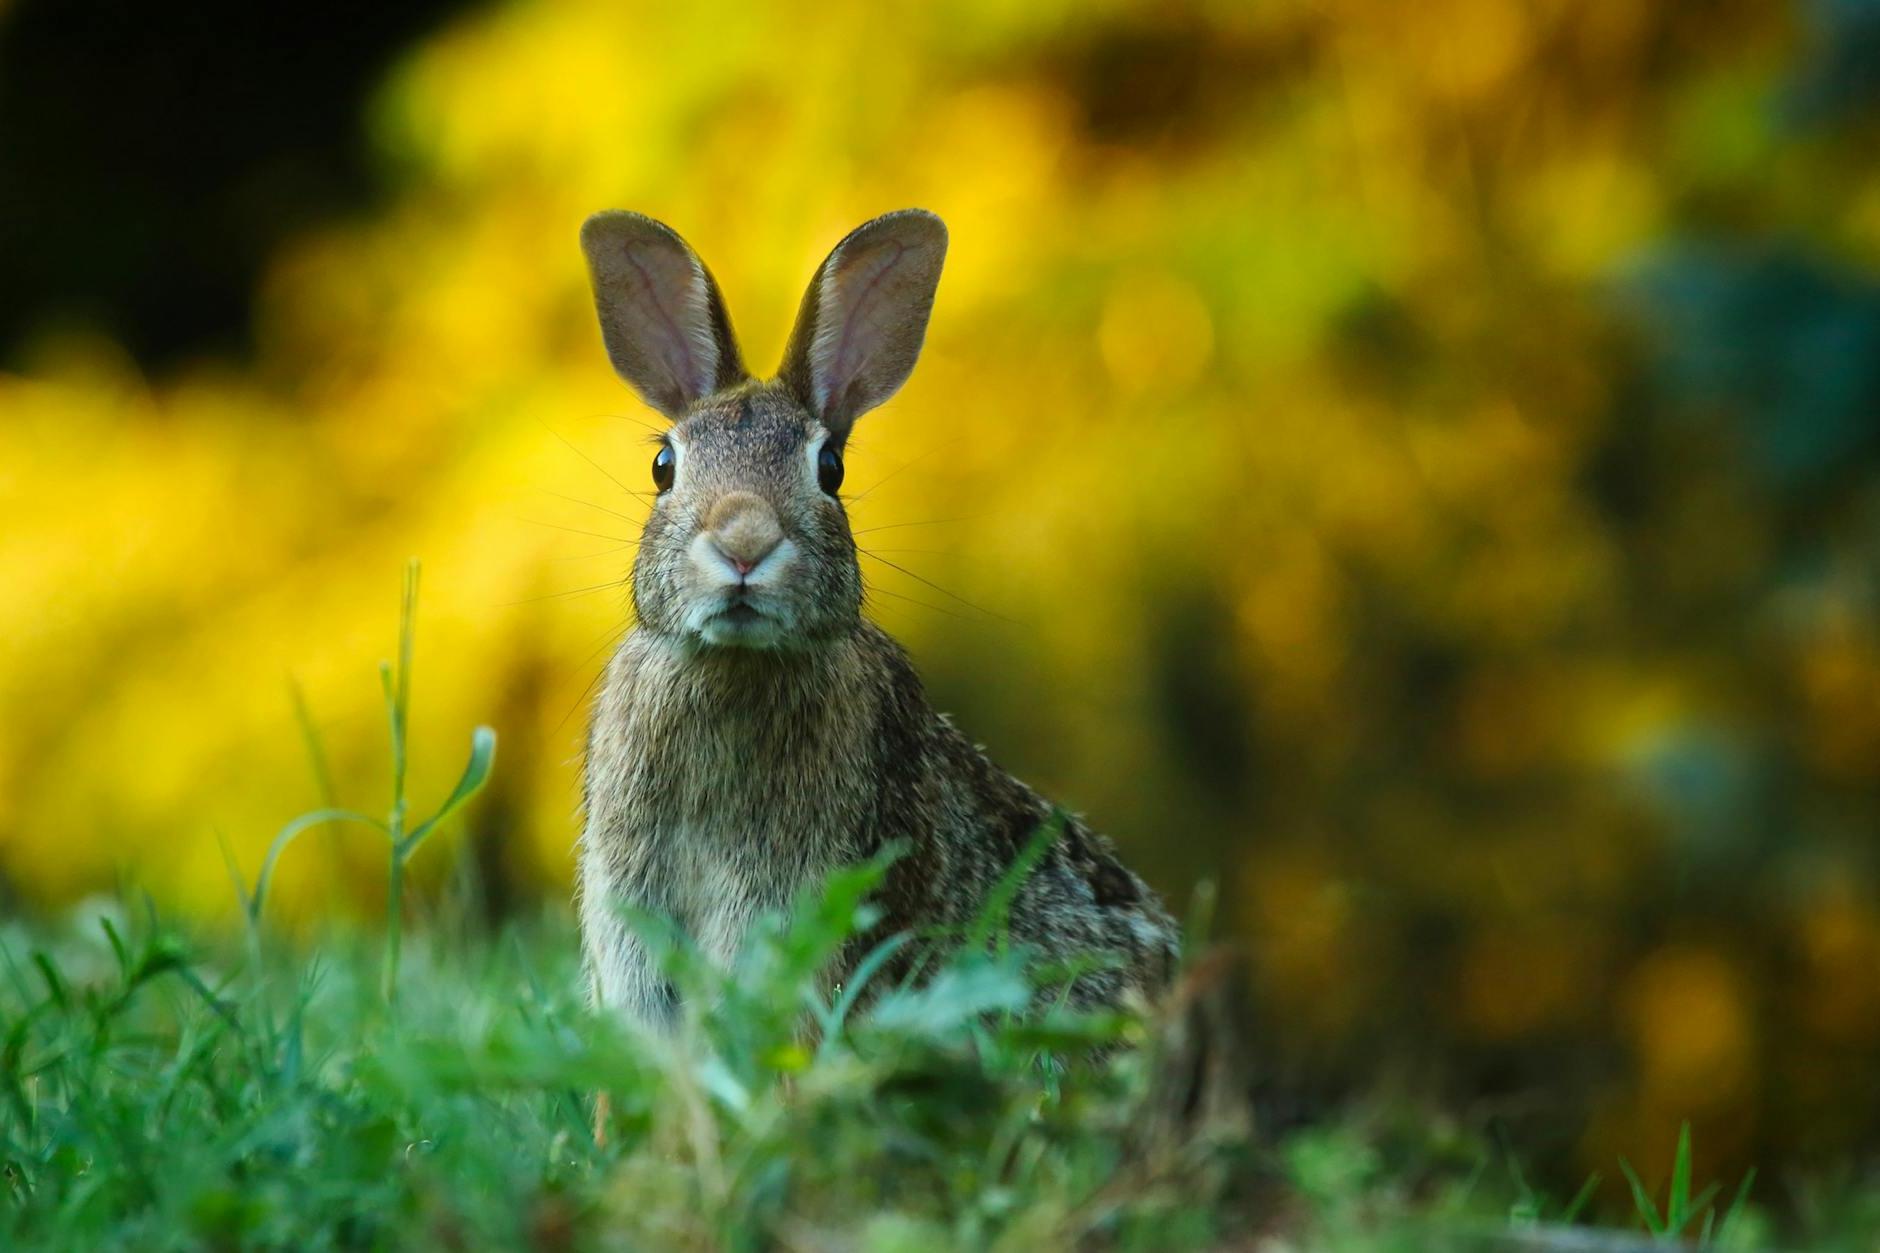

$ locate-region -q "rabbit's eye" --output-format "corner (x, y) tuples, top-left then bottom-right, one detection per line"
(652, 444), (675, 493)
(817, 445), (844, 496)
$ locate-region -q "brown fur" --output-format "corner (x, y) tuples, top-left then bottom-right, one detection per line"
(576, 210), (1179, 1030)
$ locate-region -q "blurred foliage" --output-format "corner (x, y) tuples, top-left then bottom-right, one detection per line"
(3, 0), (1879, 1204)
(0, 865), (1211, 1250)
(0, 869), (1819, 1248)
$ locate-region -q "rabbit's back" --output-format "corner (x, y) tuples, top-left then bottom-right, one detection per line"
(858, 626), (1178, 1002)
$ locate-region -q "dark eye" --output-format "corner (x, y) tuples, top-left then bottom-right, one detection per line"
(817, 444), (844, 496)
(652, 443), (675, 493)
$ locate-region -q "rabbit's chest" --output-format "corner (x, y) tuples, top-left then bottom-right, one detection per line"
(585, 640), (878, 965)
(639, 819), (795, 965)
(610, 753), (861, 967)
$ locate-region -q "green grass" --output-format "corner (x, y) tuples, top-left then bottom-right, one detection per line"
(2, 572), (1875, 1250)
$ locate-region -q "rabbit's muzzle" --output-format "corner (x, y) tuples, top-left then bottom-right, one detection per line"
(684, 491), (802, 647)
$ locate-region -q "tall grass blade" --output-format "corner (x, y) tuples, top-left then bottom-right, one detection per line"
(1716, 1166), (1757, 1246)
(1669, 1122), (1693, 1231)
(1562, 1172), (1601, 1225)
(288, 678), (338, 809)
(967, 810), (1064, 950)
(1617, 1156), (1663, 1234)
(402, 726), (498, 854)
(249, 807), (388, 927)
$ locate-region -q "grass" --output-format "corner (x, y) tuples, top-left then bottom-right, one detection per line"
(1617, 1124), (1757, 1247)
(2, 573), (1875, 1250)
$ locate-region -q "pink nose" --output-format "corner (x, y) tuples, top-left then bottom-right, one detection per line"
(704, 492), (783, 578)
(714, 535), (779, 577)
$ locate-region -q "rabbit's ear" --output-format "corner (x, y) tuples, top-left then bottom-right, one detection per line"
(581, 211), (746, 419)
(779, 209), (947, 439)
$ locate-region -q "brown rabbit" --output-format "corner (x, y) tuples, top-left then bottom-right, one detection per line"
(575, 208), (1179, 1031)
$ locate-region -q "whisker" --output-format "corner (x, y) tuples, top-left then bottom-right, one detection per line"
(519, 518), (635, 544)
(538, 490), (642, 525)
(862, 582), (981, 623)
(593, 409), (667, 438)
(852, 518), (965, 537)
(547, 544), (637, 562)
(556, 619), (635, 732)
(537, 420), (656, 501)
(502, 578), (632, 607)
(858, 550), (1010, 622)
(846, 435), (968, 506)
(515, 513), (690, 563)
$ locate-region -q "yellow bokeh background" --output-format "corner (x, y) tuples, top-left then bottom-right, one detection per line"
(4, 0), (1878, 1190)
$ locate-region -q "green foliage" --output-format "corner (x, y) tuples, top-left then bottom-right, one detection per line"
(229, 560), (495, 1007)
(0, 865), (1163, 1248)
(1617, 1123), (1760, 1248)
(11, 874), (1850, 1251)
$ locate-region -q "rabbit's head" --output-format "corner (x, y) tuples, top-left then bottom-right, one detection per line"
(579, 209), (947, 650)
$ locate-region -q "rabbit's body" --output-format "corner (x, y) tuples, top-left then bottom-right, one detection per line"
(574, 214), (1178, 1030)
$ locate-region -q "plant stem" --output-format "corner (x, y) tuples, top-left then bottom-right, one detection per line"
(381, 558), (420, 1009)
(383, 848), (403, 1007)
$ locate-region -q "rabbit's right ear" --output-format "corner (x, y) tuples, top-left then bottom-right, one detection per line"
(778, 209), (947, 441)
(580, 211), (746, 419)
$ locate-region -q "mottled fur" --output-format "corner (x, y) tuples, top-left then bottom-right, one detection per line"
(576, 210), (1178, 1030)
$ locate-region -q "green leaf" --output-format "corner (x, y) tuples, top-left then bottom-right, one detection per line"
(2, 1002), (47, 1130)
(287, 678), (338, 809)
(98, 917), (130, 981)
(998, 1010), (1129, 1052)
(1617, 1155), (1664, 1234)
(819, 931), (913, 1046)
(250, 807), (388, 925)
(401, 725), (497, 855)
(966, 810), (1064, 950)
(171, 964), (241, 1030)
(30, 954), (67, 1010)
(1669, 1122), (1693, 1230)
(868, 956), (1030, 1038)
(1716, 1166), (1757, 1247)
(1686, 1182), (1721, 1234)
(214, 830), (251, 916)
(1561, 1172), (1601, 1225)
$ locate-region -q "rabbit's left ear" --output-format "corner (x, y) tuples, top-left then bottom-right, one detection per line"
(779, 209), (947, 440)
(581, 211), (746, 419)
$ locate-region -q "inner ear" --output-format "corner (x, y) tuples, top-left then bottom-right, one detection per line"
(778, 209), (947, 439)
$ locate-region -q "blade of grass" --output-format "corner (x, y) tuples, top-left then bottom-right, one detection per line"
(1618, 1156), (1663, 1234)
(401, 726), (497, 854)
(381, 559), (418, 1007)
(288, 677), (339, 809)
(967, 810), (1065, 951)
(1562, 1172), (1602, 1224)
(1668, 1123), (1693, 1232)
(249, 807), (388, 928)
(1715, 1166), (1757, 1246)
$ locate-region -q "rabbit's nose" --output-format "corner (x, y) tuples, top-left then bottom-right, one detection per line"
(704, 492), (783, 577)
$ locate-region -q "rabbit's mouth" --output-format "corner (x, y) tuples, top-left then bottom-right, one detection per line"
(696, 596), (786, 648)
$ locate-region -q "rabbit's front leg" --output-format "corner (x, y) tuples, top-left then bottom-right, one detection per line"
(579, 847), (679, 1032)
(581, 849), (676, 1147)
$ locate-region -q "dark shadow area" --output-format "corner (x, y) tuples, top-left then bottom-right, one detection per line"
(0, 0), (479, 371)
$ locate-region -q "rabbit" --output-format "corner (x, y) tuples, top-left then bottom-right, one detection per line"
(574, 207), (1180, 1034)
